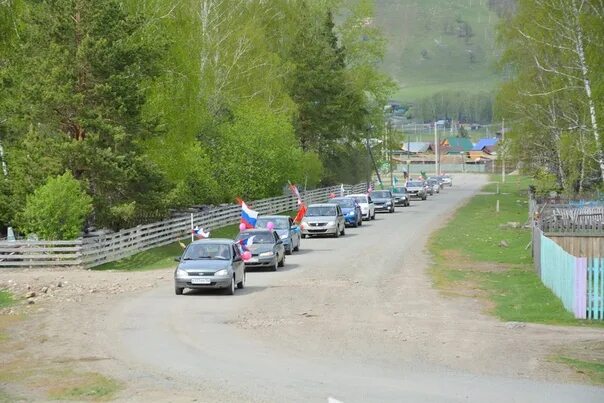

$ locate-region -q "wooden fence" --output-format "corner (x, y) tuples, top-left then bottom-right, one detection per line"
(536, 229), (604, 320)
(0, 183), (368, 269)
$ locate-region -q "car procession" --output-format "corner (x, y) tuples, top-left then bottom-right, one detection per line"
(174, 175), (453, 295)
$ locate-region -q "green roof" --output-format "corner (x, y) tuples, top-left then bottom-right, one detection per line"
(443, 137), (473, 153)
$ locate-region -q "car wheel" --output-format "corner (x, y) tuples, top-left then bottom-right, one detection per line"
(340, 226), (345, 236)
(422, 196), (427, 201)
(175, 286), (184, 296)
(352, 219), (358, 228)
(371, 212), (376, 220)
(286, 243), (292, 255)
(278, 254), (285, 267)
(237, 272), (246, 289)
(294, 241), (300, 252)
(225, 276), (235, 295)
(358, 217), (363, 226)
(334, 227), (340, 238)
(272, 259), (278, 271)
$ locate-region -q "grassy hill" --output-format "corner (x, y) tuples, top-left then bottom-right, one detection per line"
(374, 0), (503, 102)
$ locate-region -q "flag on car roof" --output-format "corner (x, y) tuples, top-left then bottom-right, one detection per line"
(288, 182), (302, 205)
(293, 203), (308, 224)
(192, 226), (210, 239)
(393, 176), (399, 186)
(238, 199), (258, 229)
(238, 235), (255, 251)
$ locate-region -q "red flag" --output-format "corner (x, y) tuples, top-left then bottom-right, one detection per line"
(293, 203), (308, 223)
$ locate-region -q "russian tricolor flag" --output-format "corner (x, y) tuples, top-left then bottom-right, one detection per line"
(239, 200), (258, 229)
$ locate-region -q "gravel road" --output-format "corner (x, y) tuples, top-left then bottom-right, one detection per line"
(2, 174), (603, 402)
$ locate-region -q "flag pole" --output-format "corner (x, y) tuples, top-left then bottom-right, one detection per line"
(190, 213), (194, 243)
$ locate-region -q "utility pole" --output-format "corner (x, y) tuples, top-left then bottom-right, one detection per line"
(501, 118), (505, 183)
(0, 138), (7, 178)
(434, 120), (439, 176)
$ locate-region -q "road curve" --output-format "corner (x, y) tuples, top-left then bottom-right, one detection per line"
(106, 175), (604, 403)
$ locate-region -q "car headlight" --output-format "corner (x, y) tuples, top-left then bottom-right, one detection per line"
(259, 251), (274, 257)
(386, 201), (392, 206)
(215, 269), (229, 276)
(327, 221), (335, 226)
(402, 196), (407, 200)
(347, 211), (355, 216)
(175, 268), (188, 278)
(280, 234), (288, 239)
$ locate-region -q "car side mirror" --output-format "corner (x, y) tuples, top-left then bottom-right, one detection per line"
(174, 257), (181, 262)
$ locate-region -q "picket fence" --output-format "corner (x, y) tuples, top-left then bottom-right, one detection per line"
(0, 183), (368, 269)
(538, 227), (604, 320)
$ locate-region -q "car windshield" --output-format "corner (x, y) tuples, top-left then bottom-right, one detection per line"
(407, 181), (423, 187)
(256, 218), (289, 230)
(428, 179), (437, 184)
(333, 198), (355, 208)
(370, 191), (390, 198)
(392, 187), (407, 194)
(349, 196), (367, 204)
(236, 232), (275, 244)
(306, 206), (337, 217)
(182, 243), (231, 260)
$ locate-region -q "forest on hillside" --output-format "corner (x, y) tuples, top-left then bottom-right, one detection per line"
(0, 0), (394, 237)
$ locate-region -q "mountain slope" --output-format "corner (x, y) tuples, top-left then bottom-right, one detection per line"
(374, 0), (503, 101)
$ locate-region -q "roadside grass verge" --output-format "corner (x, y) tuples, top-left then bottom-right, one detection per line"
(93, 210), (298, 271)
(0, 290), (14, 309)
(429, 175), (604, 328)
(554, 356), (604, 386)
(0, 363), (120, 402)
(46, 371), (121, 401)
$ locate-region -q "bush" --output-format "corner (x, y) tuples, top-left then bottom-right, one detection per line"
(17, 172), (93, 240)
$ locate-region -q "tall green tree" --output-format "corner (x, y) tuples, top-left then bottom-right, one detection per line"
(1, 0), (169, 228)
(496, 0), (604, 193)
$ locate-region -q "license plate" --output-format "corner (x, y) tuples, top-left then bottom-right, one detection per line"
(191, 278), (211, 284)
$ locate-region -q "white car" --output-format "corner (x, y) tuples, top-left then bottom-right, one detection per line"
(346, 194), (376, 220)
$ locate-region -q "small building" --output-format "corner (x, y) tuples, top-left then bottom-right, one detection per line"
(441, 137), (474, 154)
(400, 142), (434, 154)
(473, 138), (499, 153)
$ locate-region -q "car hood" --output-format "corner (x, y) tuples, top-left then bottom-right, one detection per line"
(304, 215), (336, 223)
(341, 207), (355, 213)
(178, 260), (230, 271)
(276, 229), (289, 237)
(247, 244), (274, 254)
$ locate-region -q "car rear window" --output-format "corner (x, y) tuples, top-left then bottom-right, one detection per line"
(306, 206), (337, 217)
(407, 181), (422, 187)
(370, 191), (391, 198)
(333, 198), (355, 208)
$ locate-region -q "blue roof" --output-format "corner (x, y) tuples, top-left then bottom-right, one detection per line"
(473, 138), (498, 151)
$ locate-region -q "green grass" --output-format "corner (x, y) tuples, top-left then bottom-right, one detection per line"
(554, 357), (604, 385)
(429, 175), (604, 327)
(47, 372), (120, 401)
(94, 210), (298, 271)
(93, 223), (241, 272)
(0, 291), (14, 309)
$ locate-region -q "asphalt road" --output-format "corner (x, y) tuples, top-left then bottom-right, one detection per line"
(106, 175), (604, 403)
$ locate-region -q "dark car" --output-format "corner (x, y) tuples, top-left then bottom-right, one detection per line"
(391, 186), (410, 207)
(235, 229), (286, 271)
(174, 239), (245, 295)
(256, 215), (300, 255)
(369, 190), (395, 213)
(332, 197), (363, 227)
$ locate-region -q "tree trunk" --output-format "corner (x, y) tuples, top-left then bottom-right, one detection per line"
(572, 0), (603, 181)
